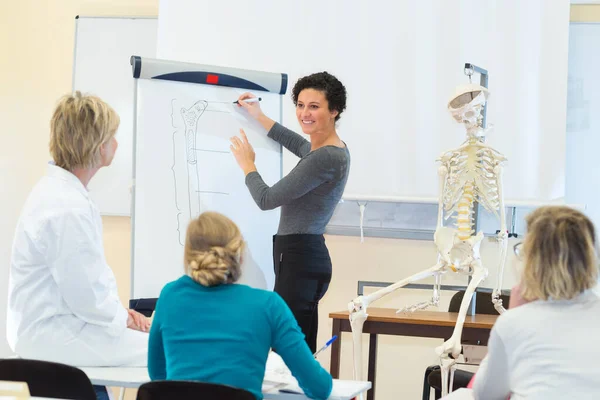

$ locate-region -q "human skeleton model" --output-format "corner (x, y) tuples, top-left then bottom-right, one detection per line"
(347, 84), (508, 396)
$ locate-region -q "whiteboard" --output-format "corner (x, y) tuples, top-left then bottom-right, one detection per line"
(156, 0), (569, 204)
(132, 69), (283, 299)
(565, 23), (600, 228)
(72, 16), (157, 216)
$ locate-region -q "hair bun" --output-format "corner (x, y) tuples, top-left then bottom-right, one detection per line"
(184, 212), (245, 287)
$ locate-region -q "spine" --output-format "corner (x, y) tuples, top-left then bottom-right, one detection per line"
(456, 181), (475, 240)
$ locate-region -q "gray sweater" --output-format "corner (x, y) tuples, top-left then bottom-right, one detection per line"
(245, 122), (350, 235)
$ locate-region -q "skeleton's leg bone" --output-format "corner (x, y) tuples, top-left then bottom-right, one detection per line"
(439, 355), (457, 397)
(348, 263), (443, 381)
(449, 362), (457, 395)
(435, 261), (487, 360)
(349, 310), (367, 381)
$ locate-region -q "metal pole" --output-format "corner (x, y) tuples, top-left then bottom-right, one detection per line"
(463, 63), (489, 316)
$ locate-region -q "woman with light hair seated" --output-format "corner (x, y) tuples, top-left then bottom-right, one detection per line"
(148, 212), (332, 400)
(473, 206), (600, 400)
(7, 92), (150, 398)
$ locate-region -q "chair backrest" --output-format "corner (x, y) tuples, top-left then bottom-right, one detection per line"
(0, 358), (96, 400)
(137, 380), (256, 400)
(129, 297), (157, 317)
(448, 290), (510, 315)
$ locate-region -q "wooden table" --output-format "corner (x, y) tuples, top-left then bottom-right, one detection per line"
(329, 308), (498, 400)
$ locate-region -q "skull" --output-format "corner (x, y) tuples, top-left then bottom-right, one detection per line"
(448, 84), (489, 137)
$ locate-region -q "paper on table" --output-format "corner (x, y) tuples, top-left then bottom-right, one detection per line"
(263, 351), (305, 395)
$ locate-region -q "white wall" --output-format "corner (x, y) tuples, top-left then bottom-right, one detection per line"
(157, 0), (570, 204)
(565, 23), (600, 228)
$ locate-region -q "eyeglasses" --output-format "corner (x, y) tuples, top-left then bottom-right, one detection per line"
(514, 242), (524, 260)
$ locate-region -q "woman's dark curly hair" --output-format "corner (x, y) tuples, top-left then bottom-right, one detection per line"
(291, 71), (347, 122)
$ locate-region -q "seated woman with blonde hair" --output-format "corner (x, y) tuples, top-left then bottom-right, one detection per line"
(148, 212), (332, 400)
(7, 92), (149, 399)
(473, 206), (600, 400)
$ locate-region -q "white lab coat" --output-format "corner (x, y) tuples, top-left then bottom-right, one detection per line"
(7, 163), (148, 367)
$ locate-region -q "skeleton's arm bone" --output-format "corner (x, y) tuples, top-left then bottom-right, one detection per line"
(492, 165), (508, 314)
(495, 165), (507, 250)
(437, 166), (449, 228)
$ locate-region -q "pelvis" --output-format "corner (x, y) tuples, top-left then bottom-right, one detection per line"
(434, 226), (484, 272)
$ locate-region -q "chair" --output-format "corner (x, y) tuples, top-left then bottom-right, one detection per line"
(422, 290), (510, 400)
(136, 380), (256, 400)
(129, 297), (158, 317)
(425, 366), (478, 398)
(0, 358), (96, 400)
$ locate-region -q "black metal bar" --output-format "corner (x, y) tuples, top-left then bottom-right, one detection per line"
(367, 334), (378, 400)
(330, 319), (342, 378)
(463, 62), (489, 316)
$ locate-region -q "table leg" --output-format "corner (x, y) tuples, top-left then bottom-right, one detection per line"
(330, 318), (342, 378)
(367, 334), (378, 400)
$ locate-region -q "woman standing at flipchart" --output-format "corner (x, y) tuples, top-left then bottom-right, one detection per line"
(230, 72), (350, 352)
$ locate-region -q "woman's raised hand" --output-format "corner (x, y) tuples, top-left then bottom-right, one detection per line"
(236, 92), (264, 120)
(230, 129), (257, 175)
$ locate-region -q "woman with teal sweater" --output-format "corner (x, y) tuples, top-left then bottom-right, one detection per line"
(148, 212), (332, 400)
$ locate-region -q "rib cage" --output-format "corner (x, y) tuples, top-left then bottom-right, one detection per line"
(438, 141), (507, 225)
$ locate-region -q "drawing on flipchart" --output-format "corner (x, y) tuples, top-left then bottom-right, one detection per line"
(171, 99), (234, 245)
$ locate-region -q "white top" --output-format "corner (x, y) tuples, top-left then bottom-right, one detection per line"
(7, 164), (128, 352)
(473, 290), (600, 400)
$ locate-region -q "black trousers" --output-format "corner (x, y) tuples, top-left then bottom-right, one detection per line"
(273, 234), (332, 353)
